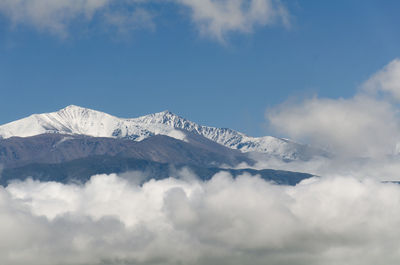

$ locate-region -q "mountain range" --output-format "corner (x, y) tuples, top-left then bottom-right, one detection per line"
(0, 105), (324, 160)
(0, 106), (321, 185)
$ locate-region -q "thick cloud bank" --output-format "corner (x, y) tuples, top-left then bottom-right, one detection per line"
(2, 172), (400, 265)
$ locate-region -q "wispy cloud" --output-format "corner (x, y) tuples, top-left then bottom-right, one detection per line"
(104, 7), (155, 36)
(0, 0), (289, 41)
(174, 0), (289, 42)
(0, 0), (115, 37)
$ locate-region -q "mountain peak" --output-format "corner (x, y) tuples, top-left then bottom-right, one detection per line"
(161, 110), (173, 114)
(153, 110), (179, 118)
(138, 110), (186, 124)
(62, 104), (82, 110)
(57, 105), (102, 115)
(59, 105), (87, 112)
(53, 105), (115, 127)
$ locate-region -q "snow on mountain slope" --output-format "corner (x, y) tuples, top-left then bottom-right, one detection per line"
(0, 105), (320, 160)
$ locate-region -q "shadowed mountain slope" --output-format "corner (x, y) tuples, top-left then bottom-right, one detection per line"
(0, 132), (252, 169)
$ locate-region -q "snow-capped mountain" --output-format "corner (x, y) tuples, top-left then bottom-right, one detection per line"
(0, 105), (321, 160)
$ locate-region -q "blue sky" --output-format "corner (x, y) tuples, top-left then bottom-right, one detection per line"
(0, 0), (399, 136)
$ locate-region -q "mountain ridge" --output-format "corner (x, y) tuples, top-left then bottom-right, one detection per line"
(0, 105), (325, 160)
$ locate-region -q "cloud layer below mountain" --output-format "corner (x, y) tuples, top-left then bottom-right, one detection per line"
(1, 172), (400, 265)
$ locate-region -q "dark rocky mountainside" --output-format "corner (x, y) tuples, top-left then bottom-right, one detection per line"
(0, 132), (252, 168)
(0, 133), (315, 186)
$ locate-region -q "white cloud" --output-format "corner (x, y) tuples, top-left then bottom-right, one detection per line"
(362, 59), (400, 101)
(174, 0), (289, 41)
(0, 0), (289, 40)
(2, 172), (400, 265)
(268, 95), (400, 157)
(267, 59), (400, 158)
